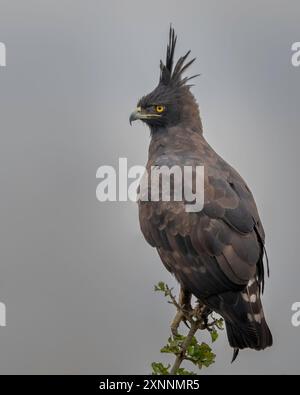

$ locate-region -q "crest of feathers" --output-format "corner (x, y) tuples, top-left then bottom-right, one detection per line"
(159, 26), (200, 88)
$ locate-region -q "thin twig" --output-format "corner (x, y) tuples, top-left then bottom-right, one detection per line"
(170, 320), (199, 374)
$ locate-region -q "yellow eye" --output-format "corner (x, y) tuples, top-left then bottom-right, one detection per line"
(155, 105), (165, 113)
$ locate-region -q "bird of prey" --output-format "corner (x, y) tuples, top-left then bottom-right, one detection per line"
(130, 27), (272, 360)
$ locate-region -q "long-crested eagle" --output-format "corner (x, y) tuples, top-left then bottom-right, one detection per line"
(130, 27), (272, 360)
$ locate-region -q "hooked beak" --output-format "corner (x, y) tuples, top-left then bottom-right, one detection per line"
(129, 107), (142, 125)
(129, 106), (162, 125)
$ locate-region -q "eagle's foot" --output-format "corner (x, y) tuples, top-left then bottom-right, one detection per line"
(170, 287), (192, 336)
(193, 301), (212, 329)
(171, 310), (185, 336)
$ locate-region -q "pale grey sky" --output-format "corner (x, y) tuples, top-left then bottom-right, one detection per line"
(0, 0), (299, 374)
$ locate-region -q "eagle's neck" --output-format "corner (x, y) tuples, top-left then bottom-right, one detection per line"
(148, 123), (206, 162)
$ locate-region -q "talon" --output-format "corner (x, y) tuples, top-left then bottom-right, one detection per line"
(171, 310), (184, 336)
(183, 319), (190, 329)
(170, 287), (193, 336)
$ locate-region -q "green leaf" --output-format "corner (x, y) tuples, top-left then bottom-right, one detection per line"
(154, 282), (172, 297)
(215, 318), (224, 330)
(161, 335), (186, 354)
(186, 341), (216, 369)
(189, 336), (198, 346)
(154, 282), (166, 292)
(151, 362), (170, 375)
(175, 368), (197, 375)
(210, 329), (218, 343)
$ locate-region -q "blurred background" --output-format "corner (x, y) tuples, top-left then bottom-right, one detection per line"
(0, 0), (299, 374)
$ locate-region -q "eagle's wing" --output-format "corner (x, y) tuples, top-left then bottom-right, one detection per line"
(139, 156), (266, 299)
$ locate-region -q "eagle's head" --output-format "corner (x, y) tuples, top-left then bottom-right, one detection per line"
(130, 27), (202, 132)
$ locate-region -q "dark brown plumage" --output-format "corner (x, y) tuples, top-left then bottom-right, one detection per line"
(130, 27), (272, 359)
